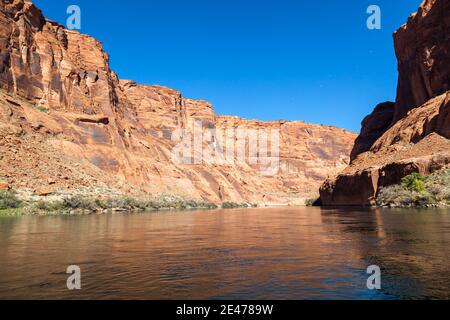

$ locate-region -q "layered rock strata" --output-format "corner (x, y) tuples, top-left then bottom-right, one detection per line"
(0, 0), (357, 205)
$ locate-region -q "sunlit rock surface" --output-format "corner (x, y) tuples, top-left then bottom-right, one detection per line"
(0, 0), (356, 205)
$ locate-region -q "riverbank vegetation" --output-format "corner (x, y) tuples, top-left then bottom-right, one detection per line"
(222, 202), (257, 209)
(0, 191), (219, 216)
(376, 168), (450, 208)
(305, 198), (321, 207)
(0, 190), (21, 210)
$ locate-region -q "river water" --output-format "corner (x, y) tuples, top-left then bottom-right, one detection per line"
(0, 207), (449, 300)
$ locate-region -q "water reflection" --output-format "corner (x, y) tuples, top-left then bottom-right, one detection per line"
(0, 207), (449, 299)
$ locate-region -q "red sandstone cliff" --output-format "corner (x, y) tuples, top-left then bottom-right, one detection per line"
(321, 0), (450, 206)
(0, 0), (356, 205)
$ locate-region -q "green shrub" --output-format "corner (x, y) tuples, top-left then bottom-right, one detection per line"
(401, 173), (426, 192)
(151, 194), (217, 210)
(222, 202), (250, 209)
(31, 196), (97, 212)
(0, 208), (21, 216)
(33, 104), (49, 113)
(62, 195), (97, 210)
(377, 167), (450, 207)
(442, 188), (450, 203)
(377, 185), (414, 208)
(34, 200), (67, 212)
(222, 202), (239, 209)
(0, 190), (22, 210)
(95, 198), (110, 210)
(377, 184), (438, 208)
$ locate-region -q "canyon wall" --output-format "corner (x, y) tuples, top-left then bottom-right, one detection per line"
(393, 0), (450, 122)
(0, 0), (356, 204)
(321, 0), (450, 206)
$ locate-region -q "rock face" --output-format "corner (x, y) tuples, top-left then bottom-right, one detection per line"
(0, 0), (357, 204)
(321, 0), (450, 206)
(350, 102), (395, 161)
(322, 93), (450, 206)
(394, 0), (450, 122)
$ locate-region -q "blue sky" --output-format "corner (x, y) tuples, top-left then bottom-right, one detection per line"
(33, 0), (422, 132)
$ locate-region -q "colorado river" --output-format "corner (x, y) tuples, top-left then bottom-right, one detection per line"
(1, 207), (449, 299)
